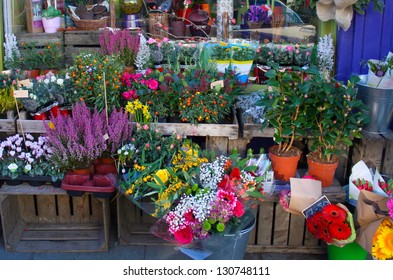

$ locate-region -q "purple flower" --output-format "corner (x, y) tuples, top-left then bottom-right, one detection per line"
(388, 198), (393, 220)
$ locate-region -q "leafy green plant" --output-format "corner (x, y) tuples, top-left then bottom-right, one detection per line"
(40, 42), (65, 69)
(231, 45), (257, 61)
(209, 43), (231, 61)
(19, 41), (42, 70)
(0, 71), (22, 113)
(42, 5), (63, 19)
(68, 51), (123, 112)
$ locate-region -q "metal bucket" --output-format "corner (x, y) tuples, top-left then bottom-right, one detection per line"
(357, 75), (393, 134)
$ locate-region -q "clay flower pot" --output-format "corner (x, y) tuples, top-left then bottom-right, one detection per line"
(307, 152), (339, 187)
(269, 145), (301, 182)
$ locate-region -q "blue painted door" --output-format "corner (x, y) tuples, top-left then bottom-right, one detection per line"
(335, 0), (393, 82)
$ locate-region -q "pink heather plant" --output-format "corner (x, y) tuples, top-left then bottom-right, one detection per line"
(99, 28), (140, 68)
(105, 107), (133, 156)
(44, 101), (108, 171)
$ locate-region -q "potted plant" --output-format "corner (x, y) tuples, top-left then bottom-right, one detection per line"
(42, 1), (63, 33)
(205, 42), (232, 73)
(230, 41), (258, 83)
(40, 41), (65, 73)
(0, 71), (23, 115)
(99, 28), (140, 71)
(19, 41), (42, 78)
(68, 51), (123, 113)
(3, 33), (22, 71)
(256, 62), (317, 181)
(306, 74), (370, 187)
(365, 55), (393, 88)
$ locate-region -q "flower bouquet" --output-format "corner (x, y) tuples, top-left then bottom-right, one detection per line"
(305, 201), (356, 247)
(150, 151), (269, 258)
(366, 52), (393, 88)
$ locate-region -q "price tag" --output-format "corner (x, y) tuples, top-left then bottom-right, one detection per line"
(1, 70), (11, 75)
(103, 133), (109, 140)
(18, 79), (31, 87)
(13, 90), (29, 98)
(210, 80), (224, 89)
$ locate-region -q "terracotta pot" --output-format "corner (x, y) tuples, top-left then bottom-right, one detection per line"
(23, 69), (41, 79)
(72, 168), (91, 175)
(100, 157), (115, 164)
(123, 66), (134, 74)
(307, 154), (339, 187)
(269, 145), (301, 182)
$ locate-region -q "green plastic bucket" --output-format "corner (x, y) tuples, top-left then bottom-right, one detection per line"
(327, 242), (368, 260)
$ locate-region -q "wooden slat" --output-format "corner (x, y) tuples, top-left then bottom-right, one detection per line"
(228, 138), (250, 157)
(17, 195), (37, 223)
(156, 122), (238, 139)
(206, 136), (229, 156)
(72, 195), (91, 223)
(0, 196), (22, 251)
(0, 183), (65, 195)
(351, 132), (386, 171)
(381, 131), (393, 176)
(246, 244), (325, 254)
(272, 202), (290, 246)
(256, 202), (274, 245)
(20, 229), (101, 241)
(16, 32), (63, 46)
(57, 195), (72, 223)
(17, 120), (48, 134)
(64, 31), (102, 45)
(288, 214), (305, 246)
(15, 239), (106, 252)
(90, 196), (104, 224)
(36, 195), (57, 223)
(0, 119), (16, 133)
(27, 223), (101, 230)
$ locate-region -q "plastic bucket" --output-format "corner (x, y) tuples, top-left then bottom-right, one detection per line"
(327, 242), (368, 260)
(357, 75), (393, 134)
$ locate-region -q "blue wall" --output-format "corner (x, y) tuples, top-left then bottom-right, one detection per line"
(335, 0), (393, 82)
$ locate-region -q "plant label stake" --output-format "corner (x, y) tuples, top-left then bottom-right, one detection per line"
(103, 72), (109, 127)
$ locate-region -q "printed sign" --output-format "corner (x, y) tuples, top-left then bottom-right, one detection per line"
(1, 70), (11, 75)
(210, 80), (224, 89)
(13, 90), (29, 98)
(302, 195), (331, 219)
(18, 79), (31, 87)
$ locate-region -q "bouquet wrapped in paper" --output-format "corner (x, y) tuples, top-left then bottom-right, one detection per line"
(355, 190), (393, 259)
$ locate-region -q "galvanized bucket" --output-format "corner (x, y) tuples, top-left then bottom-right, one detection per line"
(357, 75), (393, 134)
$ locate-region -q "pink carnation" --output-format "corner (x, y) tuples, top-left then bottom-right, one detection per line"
(234, 200), (245, 217)
(174, 226), (193, 244)
(147, 79), (159, 90)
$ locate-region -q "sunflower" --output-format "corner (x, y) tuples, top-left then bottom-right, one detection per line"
(328, 221), (351, 240)
(321, 204), (347, 223)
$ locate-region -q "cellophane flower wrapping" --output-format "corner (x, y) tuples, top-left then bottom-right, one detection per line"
(306, 203), (356, 247)
(150, 152), (270, 255)
(349, 160), (374, 203)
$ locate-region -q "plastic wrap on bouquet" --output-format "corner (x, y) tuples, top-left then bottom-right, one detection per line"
(150, 209), (256, 260)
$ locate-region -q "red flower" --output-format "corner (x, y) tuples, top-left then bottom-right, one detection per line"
(184, 210), (195, 223)
(328, 221), (351, 240)
(174, 226), (193, 244)
(230, 167), (241, 180)
(217, 190), (236, 205)
(321, 204), (347, 223)
(234, 200), (245, 217)
(218, 174), (235, 192)
(306, 212), (323, 237)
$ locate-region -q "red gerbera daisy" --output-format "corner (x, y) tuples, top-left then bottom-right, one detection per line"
(230, 167), (241, 180)
(328, 221), (351, 240)
(318, 219), (333, 243)
(306, 212), (323, 237)
(321, 204), (347, 223)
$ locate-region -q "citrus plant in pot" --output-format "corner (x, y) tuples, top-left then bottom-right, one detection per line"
(306, 74), (370, 187)
(257, 62), (317, 181)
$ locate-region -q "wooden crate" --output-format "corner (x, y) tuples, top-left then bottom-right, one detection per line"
(116, 179), (345, 254)
(64, 31), (102, 64)
(0, 183), (110, 252)
(16, 32), (64, 46)
(0, 111), (17, 134)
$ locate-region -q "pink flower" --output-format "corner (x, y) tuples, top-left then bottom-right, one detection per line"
(302, 175), (317, 180)
(184, 210), (196, 223)
(387, 198), (393, 220)
(145, 143), (150, 148)
(143, 124), (149, 130)
(162, 37), (169, 43)
(286, 45), (294, 51)
(147, 79), (159, 90)
(122, 89), (137, 101)
(234, 200), (245, 217)
(145, 68), (152, 75)
(147, 38), (156, 44)
(174, 226), (193, 244)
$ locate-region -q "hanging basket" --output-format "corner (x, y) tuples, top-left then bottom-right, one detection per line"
(67, 8), (109, 30)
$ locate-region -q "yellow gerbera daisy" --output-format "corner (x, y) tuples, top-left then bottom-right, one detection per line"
(376, 226), (393, 259)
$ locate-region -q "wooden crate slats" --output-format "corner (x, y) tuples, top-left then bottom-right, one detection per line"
(272, 202), (290, 246)
(72, 195), (91, 223)
(15, 239), (105, 252)
(90, 196), (104, 224)
(381, 131), (393, 176)
(206, 136), (229, 156)
(0, 196), (22, 251)
(0, 110), (17, 134)
(57, 195), (72, 223)
(351, 132), (386, 172)
(287, 214), (305, 246)
(64, 31), (102, 46)
(256, 202), (274, 246)
(228, 138), (250, 157)
(20, 228), (101, 241)
(17, 195), (37, 223)
(36, 195), (57, 223)
(16, 32), (63, 46)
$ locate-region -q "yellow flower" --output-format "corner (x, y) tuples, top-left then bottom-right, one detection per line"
(154, 169), (170, 186)
(48, 121), (55, 129)
(376, 226), (393, 259)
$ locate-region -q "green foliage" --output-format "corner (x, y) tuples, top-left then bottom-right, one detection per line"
(42, 5), (63, 18)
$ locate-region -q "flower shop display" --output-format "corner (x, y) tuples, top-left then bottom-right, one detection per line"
(68, 51), (123, 112)
(99, 28), (140, 70)
(18, 41), (43, 77)
(272, 44), (294, 66)
(19, 73), (73, 120)
(41, 1), (63, 33)
(147, 37), (173, 70)
(0, 133), (64, 187)
(254, 43), (274, 66)
(134, 33), (152, 72)
(67, 1), (110, 30)
(205, 42), (231, 73)
(236, 91), (265, 124)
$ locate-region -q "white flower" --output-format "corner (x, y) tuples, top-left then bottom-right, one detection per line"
(8, 163), (18, 172)
(44, 79), (50, 84)
(50, 75), (56, 82)
(56, 78), (64, 86)
(9, 151), (15, 156)
(25, 164), (32, 173)
(65, 73), (70, 79)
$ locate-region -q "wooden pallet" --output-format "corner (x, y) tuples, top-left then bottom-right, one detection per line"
(0, 183), (110, 252)
(116, 179), (345, 254)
